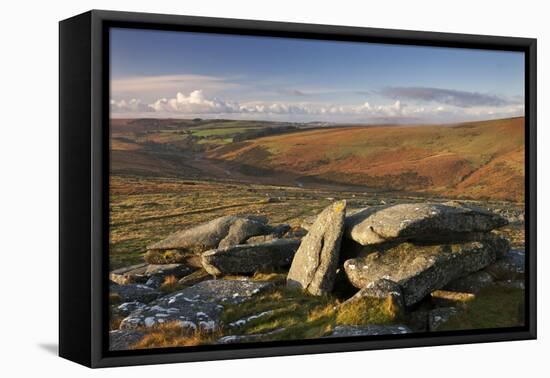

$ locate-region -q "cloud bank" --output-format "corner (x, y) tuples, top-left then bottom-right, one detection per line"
(379, 87), (521, 108)
(111, 89), (524, 123)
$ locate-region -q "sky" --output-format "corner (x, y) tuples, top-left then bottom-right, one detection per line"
(110, 27), (525, 123)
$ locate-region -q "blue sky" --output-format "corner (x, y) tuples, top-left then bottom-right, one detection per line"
(110, 27), (525, 123)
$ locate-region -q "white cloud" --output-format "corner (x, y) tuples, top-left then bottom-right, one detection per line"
(150, 90), (241, 114)
(110, 90), (525, 123)
(110, 98), (153, 113)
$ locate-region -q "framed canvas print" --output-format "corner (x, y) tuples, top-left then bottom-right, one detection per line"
(59, 10), (536, 368)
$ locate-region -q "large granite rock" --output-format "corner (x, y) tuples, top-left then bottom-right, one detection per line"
(287, 201), (346, 295)
(201, 239), (300, 276)
(110, 263), (194, 286)
(444, 271), (495, 294)
(218, 218), (271, 249)
(245, 224), (291, 244)
(109, 330), (145, 351)
(327, 325), (411, 337)
(110, 283), (162, 303)
(346, 202), (507, 246)
(147, 215), (270, 252)
(119, 279), (274, 332)
(344, 235), (508, 306)
(302, 207), (366, 231)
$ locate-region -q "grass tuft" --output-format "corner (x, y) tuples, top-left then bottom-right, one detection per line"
(159, 275), (181, 293)
(130, 322), (220, 349)
(336, 296), (403, 326)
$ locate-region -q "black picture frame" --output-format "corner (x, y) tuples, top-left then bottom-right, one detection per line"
(59, 9), (537, 368)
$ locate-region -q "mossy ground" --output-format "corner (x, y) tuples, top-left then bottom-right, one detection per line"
(336, 296), (404, 326)
(122, 282), (526, 348)
(220, 288), (339, 341)
(437, 286), (525, 331)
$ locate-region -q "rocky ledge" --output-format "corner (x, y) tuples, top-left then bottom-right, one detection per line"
(109, 200), (524, 349)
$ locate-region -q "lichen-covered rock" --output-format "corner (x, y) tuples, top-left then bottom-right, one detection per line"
(245, 234), (278, 244)
(444, 271), (495, 294)
(147, 215), (269, 252)
(113, 301), (147, 317)
(119, 279), (274, 332)
(337, 279), (404, 325)
(175, 279), (274, 304)
(327, 324), (411, 337)
(484, 249), (525, 281)
(109, 330), (145, 351)
(110, 263), (148, 285)
(287, 201), (346, 295)
(245, 224), (291, 244)
(218, 218), (271, 249)
(346, 202), (507, 246)
(302, 207), (366, 231)
(344, 236), (506, 306)
(110, 283), (161, 303)
(110, 263), (195, 286)
(201, 239), (300, 275)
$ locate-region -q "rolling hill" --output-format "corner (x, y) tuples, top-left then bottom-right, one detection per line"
(208, 117), (525, 202)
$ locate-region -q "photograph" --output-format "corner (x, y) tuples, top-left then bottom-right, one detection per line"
(107, 27), (526, 351)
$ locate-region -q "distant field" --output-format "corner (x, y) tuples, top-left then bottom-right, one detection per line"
(209, 117), (525, 202)
(109, 117), (525, 202)
(191, 127), (257, 138)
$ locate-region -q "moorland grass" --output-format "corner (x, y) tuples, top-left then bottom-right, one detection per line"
(437, 286), (525, 331)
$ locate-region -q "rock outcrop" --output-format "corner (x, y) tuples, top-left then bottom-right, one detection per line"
(444, 271), (495, 294)
(201, 239), (300, 275)
(344, 235), (508, 305)
(109, 198), (521, 347)
(287, 201), (346, 295)
(245, 224), (291, 244)
(119, 280), (274, 332)
(110, 263), (194, 286)
(346, 202), (507, 246)
(110, 282), (161, 303)
(147, 215), (270, 252)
